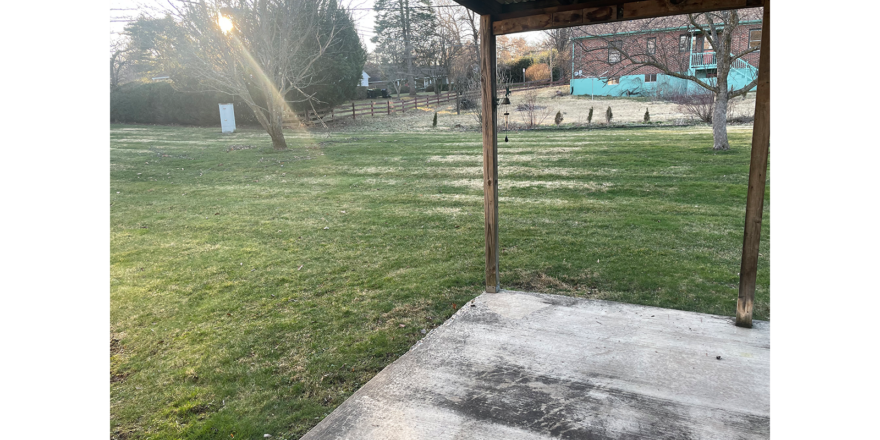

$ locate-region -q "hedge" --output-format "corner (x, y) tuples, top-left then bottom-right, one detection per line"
(110, 81), (260, 126)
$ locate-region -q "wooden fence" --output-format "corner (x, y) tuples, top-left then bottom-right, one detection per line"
(283, 78), (568, 127)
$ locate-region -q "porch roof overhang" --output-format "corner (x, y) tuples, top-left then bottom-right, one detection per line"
(450, 0), (770, 329)
(570, 18), (762, 41)
(450, 0), (765, 35)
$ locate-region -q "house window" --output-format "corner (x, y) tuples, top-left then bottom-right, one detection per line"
(706, 69), (718, 78)
(679, 34), (690, 52)
(647, 37), (656, 55)
(749, 29), (762, 49)
(608, 40), (622, 63)
(607, 77), (620, 85)
(695, 35), (705, 52)
(645, 73), (657, 82)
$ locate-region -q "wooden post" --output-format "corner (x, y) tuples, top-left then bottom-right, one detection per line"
(352, 102), (356, 120)
(456, 92), (460, 115)
(736, 0), (770, 328)
(371, 101), (374, 117)
(387, 100), (391, 115)
(480, 14), (500, 293)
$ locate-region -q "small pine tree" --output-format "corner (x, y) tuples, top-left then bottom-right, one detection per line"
(606, 106), (613, 124)
(644, 107), (650, 123)
(587, 107), (593, 125)
(555, 110), (563, 127)
(432, 112), (437, 128)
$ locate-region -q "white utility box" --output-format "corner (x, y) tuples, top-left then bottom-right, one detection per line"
(219, 103), (236, 133)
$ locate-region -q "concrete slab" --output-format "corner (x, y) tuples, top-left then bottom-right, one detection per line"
(301, 290), (769, 439)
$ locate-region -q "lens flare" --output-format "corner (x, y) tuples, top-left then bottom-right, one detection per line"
(224, 32), (308, 136)
(218, 14), (233, 33)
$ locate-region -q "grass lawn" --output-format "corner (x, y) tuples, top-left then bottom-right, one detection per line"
(110, 124), (769, 439)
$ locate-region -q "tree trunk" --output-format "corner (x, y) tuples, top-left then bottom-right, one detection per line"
(712, 89), (730, 151)
(244, 96), (288, 151)
(267, 111), (288, 151)
(265, 84), (289, 151)
(402, 0), (416, 97)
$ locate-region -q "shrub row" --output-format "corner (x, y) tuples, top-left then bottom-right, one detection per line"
(110, 82), (260, 126)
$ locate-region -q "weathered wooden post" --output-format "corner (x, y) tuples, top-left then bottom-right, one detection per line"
(371, 101), (374, 117)
(480, 14), (500, 293)
(352, 102), (356, 120)
(737, 0), (770, 328)
(387, 100), (391, 115)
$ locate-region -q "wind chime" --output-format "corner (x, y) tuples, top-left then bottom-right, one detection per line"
(499, 86), (511, 142)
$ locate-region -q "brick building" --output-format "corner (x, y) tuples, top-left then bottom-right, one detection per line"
(569, 11), (762, 97)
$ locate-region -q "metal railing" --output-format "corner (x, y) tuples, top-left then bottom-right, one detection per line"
(690, 52), (755, 70)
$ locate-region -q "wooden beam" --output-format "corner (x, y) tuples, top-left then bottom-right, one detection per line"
(493, 0), (761, 35)
(452, 0), (500, 16)
(736, 0), (769, 328)
(497, 0), (625, 20)
(495, 5), (616, 34)
(480, 14), (500, 294)
(623, 0), (745, 20)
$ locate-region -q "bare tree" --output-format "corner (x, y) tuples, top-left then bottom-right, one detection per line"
(464, 9), (480, 68)
(110, 39), (131, 90)
(164, 0), (346, 150)
(573, 8), (761, 150)
(542, 28), (571, 80)
(517, 89), (552, 129)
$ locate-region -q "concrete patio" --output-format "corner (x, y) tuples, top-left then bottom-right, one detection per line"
(301, 290), (770, 439)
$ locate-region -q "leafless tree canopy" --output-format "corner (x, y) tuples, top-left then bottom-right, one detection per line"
(516, 89), (551, 129)
(164, 0), (348, 150)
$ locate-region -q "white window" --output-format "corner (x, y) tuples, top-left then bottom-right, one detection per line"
(608, 40), (622, 63)
(749, 29), (762, 49)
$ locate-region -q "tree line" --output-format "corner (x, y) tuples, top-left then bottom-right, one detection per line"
(111, 0), (366, 150)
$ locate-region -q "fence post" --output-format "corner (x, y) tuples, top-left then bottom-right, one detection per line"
(456, 92), (460, 115)
(415, 97), (418, 110)
(371, 101), (374, 117)
(352, 102), (355, 120)
(387, 100), (391, 115)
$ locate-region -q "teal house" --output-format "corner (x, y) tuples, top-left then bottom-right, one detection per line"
(569, 15), (762, 98)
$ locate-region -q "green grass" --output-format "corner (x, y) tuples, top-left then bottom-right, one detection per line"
(110, 124), (769, 439)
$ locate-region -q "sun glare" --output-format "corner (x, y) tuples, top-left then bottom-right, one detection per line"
(218, 14), (233, 33)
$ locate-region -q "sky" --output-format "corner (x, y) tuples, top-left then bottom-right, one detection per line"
(109, 0), (544, 53)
